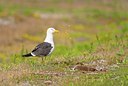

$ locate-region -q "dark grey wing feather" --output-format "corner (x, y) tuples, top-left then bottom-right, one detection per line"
(32, 42), (53, 56)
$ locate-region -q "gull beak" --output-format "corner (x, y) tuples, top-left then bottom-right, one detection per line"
(54, 30), (59, 33)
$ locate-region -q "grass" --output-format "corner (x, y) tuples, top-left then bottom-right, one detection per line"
(0, 0), (128, 86)
(1, 28), (128, 85)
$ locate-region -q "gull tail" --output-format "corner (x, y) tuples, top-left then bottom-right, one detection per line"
(22, 53), (32, 57)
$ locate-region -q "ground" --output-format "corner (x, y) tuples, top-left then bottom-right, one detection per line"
(0, 0), (128, 86)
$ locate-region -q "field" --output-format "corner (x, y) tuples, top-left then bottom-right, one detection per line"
(0, 0), (128, 86)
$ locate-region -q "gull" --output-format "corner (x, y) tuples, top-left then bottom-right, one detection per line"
(22, 27), (59, 57)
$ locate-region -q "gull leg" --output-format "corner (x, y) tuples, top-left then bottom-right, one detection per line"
(41, 56), (46, 63)
(41, 57), (43, 62)
(41, 57), (44, 63)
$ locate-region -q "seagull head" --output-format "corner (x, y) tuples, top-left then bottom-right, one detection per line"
(44, 27), (59, 44)
(47, 28), (59, 34)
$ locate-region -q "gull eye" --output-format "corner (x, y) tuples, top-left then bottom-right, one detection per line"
(51, 29), (54, 31)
